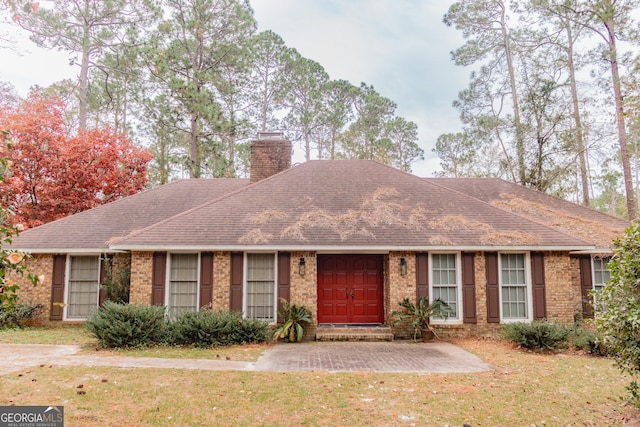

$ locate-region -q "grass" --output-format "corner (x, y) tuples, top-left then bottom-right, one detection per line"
(0, 327), (639, 426)
(0, 325), (267, 361)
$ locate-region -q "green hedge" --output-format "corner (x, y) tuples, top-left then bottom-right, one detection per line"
(85, 303), (271, 348)
(168, 310), (270, 347)
(502, 320), (570, 351)
(85, 302), (167, 348)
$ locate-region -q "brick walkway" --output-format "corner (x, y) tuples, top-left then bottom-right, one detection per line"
(253, 342), (492, 373)
(0, 342), (492, 374)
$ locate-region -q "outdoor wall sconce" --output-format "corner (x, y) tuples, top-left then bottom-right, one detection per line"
(299, 257), (306, 276)
(400, 257), (407, 276)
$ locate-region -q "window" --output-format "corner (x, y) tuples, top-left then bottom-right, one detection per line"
(430, 253), (461, 321)
(67, 256), (100, 319)
(592, 257), (611, 292)
(500, 253), (530, 321)
(245, 253), (276, 322)
(168, 253), (199, 318)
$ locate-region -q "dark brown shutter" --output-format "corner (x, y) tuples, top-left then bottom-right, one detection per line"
(531, 252), (547, 320)
(416, 253), (429, 301)
(485, 252), (500, 323)
(230, 252), (243, 312)
(579, 256), (594, 318)
(277, 252), (291, 323)
(98, 255), (111, 307)
(462, 252), (477, 324)
(151, 252), (166, 306)
(50, 255), (66, 320)
(200, 252), (214, 309)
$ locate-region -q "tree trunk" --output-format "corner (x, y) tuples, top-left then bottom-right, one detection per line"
(499, 1), (525, 184)
(566, 23), (590, 206)
(606, 16), (636, 219)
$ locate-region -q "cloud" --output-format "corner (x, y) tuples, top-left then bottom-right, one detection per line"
(251, 0), (470, 176)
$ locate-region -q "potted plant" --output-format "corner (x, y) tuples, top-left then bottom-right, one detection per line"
(392, 297), (453, 341)
(272, 298), (312, 342)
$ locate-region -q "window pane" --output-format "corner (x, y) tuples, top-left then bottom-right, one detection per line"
(68, 256), (99, 319)
(593, 257), (611, 292)
(501, 254), (527, 320)
(247, 254), (275, 322)
(432, 254), (458, 318)
(169, 254), (198, 318)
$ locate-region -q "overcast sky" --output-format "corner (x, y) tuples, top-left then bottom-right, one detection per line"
(0, 0), (469, 177)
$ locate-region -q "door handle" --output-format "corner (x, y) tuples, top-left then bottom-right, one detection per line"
(351, 289), (355, 300)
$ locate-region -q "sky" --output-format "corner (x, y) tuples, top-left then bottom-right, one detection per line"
(0, 1), (469, 177)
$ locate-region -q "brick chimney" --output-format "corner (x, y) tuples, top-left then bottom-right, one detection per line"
(250, 132), (292, 183)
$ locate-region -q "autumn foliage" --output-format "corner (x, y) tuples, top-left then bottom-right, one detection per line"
(0, 94), (152, 228)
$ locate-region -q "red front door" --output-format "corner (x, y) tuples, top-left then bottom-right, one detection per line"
(317, 254), (384, 324)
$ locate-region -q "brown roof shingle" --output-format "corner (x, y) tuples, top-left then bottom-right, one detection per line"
(426, 177), (629, 249)
(111, 161), (592, 250)
(9, 178), (248, 251)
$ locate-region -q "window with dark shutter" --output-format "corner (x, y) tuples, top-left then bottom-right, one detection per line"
(579, 256), (594, 318)
(416, 253), (429, 302)
(531, 252), (546, 320)
(200, 252), (214, 309)
(462, 252), (477, 324)
(485, 252), (500, 323)
(50, 255), (66, 321)
(230, 252), (243, 312)
(151, 252), (166, 306)
(277, 252), (291, 323)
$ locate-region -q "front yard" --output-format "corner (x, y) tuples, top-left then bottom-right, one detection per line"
(0, 326), (638, 426)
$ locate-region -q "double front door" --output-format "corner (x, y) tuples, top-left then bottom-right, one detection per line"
(317, 254), (384, 324)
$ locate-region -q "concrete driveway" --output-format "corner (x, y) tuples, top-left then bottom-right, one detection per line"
(0, 342), (492, 374)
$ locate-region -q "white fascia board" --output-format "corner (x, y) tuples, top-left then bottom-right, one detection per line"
(111, 244), (596, 252)
(13, 248), (126, 254)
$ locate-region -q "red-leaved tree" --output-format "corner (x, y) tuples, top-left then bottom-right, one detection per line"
(0, 94), (152, 228)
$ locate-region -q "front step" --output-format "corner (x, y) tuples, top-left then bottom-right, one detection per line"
(315, 324), (394, 342)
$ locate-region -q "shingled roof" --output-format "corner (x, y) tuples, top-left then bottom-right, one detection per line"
(426, 178), (629, 250)
(109, 160), (592, 251)
(9, 178), (248, 252)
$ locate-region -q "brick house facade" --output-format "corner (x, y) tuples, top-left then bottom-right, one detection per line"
(8, 136), (628, 338)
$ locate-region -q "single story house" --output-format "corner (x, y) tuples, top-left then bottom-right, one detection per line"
(8, 135), (629, 338)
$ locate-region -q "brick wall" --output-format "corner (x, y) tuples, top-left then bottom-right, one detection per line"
(386, 251), (418, 338)
(129, 251), (153, 305)
(546, 251), (581, 324)
(212, 252), (231, 311)
(249, 139), (292, 183)
(9, 253), (53, 322)
(290, 251), (317, 338)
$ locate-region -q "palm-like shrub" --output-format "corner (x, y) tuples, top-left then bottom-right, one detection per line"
(273, 299), (312, 342)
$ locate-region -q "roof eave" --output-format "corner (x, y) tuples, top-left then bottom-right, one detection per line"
(109, 244), (596, 252)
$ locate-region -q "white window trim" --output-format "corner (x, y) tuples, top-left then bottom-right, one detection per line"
(243, 252), (278, 324)
(165, 252), (201, 316)
(63, 254), (102, 321)
(591, 256), (611, 292)
(498, 252), (533, 323)
(429, 252), (463, 325)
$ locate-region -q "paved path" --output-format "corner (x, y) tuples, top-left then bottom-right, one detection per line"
(0, 342), (492, 375)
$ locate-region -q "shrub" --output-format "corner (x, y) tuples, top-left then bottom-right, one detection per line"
(168, 310), (270, 347)
(569, 326), (606, 356)
(502, 320), (570, 351)
(595, 221), (640, 408)
(0, 302), (43, 327)
(272, 299), (312, 342)
(85, 302), (167, 348)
